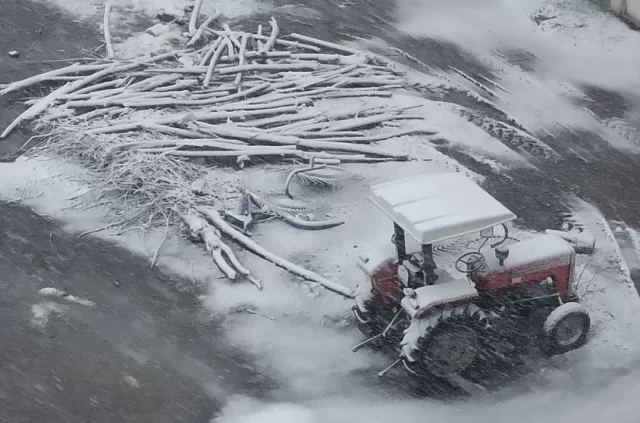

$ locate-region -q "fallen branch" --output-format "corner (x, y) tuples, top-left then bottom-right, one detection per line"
(198, 207), (354, 298)
(177, 209), (237, 279)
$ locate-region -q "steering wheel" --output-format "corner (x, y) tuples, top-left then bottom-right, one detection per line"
(455, 252), (486, 274)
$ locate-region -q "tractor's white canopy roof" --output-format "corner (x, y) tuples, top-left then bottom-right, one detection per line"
(370, 173), (516, 245)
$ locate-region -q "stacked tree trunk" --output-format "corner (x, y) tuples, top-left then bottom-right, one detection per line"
(0, 10), (436, 298)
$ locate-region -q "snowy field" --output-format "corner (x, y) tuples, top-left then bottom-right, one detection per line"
(395, 0), (640, 150)
(2, 0), (640, 422)
(41, 0), (267, 21)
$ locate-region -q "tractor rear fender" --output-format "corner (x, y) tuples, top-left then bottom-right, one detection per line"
(356, 243), (397, 276)
(401, 280), (480, 319)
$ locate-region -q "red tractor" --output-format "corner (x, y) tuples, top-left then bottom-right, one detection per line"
(352, 173), (594, 382)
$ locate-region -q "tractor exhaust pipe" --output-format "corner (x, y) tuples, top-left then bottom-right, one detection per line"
(545, 229), (596, 255)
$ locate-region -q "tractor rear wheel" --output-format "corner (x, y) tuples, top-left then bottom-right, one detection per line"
(543, 302), (590, 355)
(420, 321), (480, 378)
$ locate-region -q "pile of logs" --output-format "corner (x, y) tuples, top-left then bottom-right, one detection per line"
(0, 6), (437, 298)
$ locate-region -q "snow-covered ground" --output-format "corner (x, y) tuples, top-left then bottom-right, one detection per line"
(395, 0), (640, 151)
(2, 149), (640, 423)
(42, 0), (267, 21)
(3, 0), (640, 422)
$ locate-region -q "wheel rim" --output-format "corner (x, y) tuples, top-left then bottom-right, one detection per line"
(424, 325), (478, 377)
(554, 314), (585, 346)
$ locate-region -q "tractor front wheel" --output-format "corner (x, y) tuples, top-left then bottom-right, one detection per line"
(543, 302), (590, 355)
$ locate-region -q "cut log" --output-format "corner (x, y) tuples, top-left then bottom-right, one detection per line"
(119, 81), (271, 107)
(312, 89), (394, 99)
(0, 63), (109, 96)
(1, 82), (72, 138)
(103, 1), (115, 59)
(73, 106), (122, 122)
(85, 103), (296, 134)
(256, 24), (264, 51)
(205, 38), (237, 87)
(198, 207), (355, 298)
(287, 33), (361, 55)
(278, 63), (358, 93)
(142, 122), (207, 138)
(154, 79), (200, 92)
(188, 0), (204, 36)
(235, 33), (249, 90)
(297, 128), (438, 144)
(199, 37), (224, 66)
(105, 137), (251, 155)
(283, 131), (365, 138)
(239, 112), (320, 129)
(218, 62), (319, 75)
(158, 148), (300, 158)
(320, 113), (421, 133)
(135, 73), (184, 91)
(215, 97), (312, 110)
(187, 11), (220, 47)
(290, 53), (342, 62)
(260, 17), (279, 54)
(221, 24), (243, 49)
(62, 77), (127, 98)
(195, 122), (299, 145)
(297, 139), (411, 159)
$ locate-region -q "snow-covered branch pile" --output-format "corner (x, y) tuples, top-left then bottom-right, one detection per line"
(0, 12), (437, 298)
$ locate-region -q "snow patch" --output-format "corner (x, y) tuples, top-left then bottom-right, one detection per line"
(394, 0), (640, 149)
(30, 302), (65, 328)
(123, 374), (141, 388)
(564, 199), (640, 353)
(213, 383), (640, 423)
(0, 156), (227, 289)
(38, 287), (95, 307)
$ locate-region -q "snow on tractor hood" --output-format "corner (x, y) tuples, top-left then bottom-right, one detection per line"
(369, 173), (517, 245)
